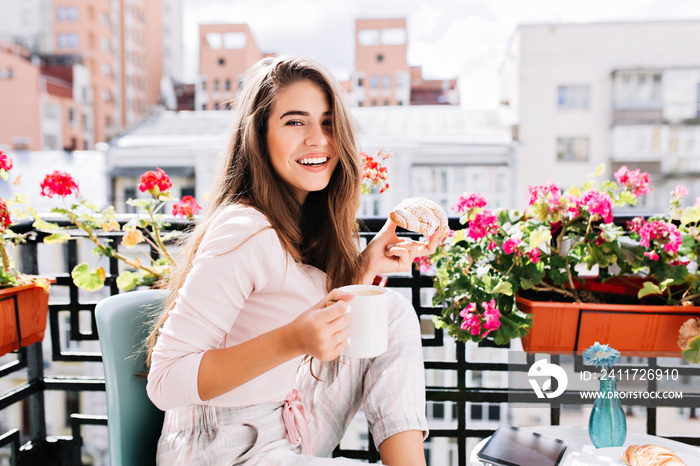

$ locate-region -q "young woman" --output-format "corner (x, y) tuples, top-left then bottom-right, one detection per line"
(146, 55), (442, 465)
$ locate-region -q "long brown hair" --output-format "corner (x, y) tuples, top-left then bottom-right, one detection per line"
(145, 56), (363, 365)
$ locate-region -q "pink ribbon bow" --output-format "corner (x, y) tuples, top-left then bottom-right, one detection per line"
(282, 389), (313, 455)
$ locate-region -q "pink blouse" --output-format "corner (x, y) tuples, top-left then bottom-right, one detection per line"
(147, 205), (327, 411)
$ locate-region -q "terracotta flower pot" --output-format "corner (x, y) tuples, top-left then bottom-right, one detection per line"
(517, 278), (700, 356)
(0, 280), (54, 357)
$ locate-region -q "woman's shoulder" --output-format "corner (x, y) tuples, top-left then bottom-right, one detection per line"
(215, 204), (271, 229)
(201, 204), (278, 253)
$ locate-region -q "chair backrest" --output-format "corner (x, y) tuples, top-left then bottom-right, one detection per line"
(95, 289), (169, 466)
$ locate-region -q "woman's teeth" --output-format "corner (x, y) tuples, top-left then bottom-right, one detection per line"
(297, 157), (329, 166)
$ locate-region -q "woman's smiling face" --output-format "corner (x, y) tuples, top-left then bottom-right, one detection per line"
(266, 80), (338, 204)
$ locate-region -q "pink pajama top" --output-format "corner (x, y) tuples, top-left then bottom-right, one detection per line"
(146, 205), (327, 411)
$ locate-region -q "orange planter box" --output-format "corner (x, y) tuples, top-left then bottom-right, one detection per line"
(517, 278), (700, 356)
(0, 280), (54, 357)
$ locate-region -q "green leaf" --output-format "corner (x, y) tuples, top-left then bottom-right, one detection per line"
(43, 232), (71, 244)
(520, 278), (535, 289)
(432, 315), (447, 330)
(491, 280), (513, 296)
(618, 190), (638, 206)
(638, 281), (661, 298)
(682, 336), (700, 364)
(116, 271), (140, 291)
(33, 219), (61, 232)
(71, 263), (105, 291)
(529, 228), (552, 249)
(680, 205), (700, 225)
(452, 229), (467, 244)
(594, 163), (605, 177)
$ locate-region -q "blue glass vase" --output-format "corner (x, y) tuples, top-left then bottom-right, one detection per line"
(588, 376), (627, 448)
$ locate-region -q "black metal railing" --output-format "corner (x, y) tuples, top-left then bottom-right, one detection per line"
(0, 216), (698, 466)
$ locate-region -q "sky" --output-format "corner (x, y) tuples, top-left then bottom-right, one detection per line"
(183, 0), (700, 109)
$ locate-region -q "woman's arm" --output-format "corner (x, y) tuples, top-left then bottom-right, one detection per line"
(358, 219), (444, 284)
(197, 290), (352, 401)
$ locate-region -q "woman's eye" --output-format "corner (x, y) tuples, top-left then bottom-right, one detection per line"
(285, 119), (303, 126)
(322, 119), (332, 127)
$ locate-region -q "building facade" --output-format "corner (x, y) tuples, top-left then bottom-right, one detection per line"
(196, 23), (265, 111)
(500, 20), (700, 211)
(0, 0), (183, 146)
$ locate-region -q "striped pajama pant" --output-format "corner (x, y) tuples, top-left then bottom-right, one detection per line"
(156, 291), (429, 465)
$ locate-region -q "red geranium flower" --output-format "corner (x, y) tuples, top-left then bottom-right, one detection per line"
(40, 171), (79, 198)
(0, 151), (13, 173)
(172, 195), (201, 220)
(0, 199), (11, 231)
(139, 168), (172, 196)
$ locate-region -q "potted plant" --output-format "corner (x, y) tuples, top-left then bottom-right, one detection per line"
(430, 164), (700, 361)
(0, 150), (54, 357)
(31, 168), (202, 292)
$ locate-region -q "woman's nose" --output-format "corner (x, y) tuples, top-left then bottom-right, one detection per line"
(305, 123), (328, 147)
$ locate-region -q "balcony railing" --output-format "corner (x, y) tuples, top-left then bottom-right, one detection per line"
(0, 216), (699, 466)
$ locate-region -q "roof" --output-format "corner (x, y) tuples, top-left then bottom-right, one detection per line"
(112, 111), (234, 149)
(352, 105), (512, 145)
(111, 105), (512, 149)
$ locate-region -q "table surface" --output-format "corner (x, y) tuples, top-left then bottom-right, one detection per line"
(469, 426), (700, 466)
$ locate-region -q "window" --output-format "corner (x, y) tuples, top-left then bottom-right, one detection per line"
(214, 79), (219, 91)
(557, 85), (589, 109)
(369, 75), (378, 89)
(381, 28), (406, 45)
(357, 77), (364, 87)
(358, 29), (379, 46)
(124, 187), (137, 213)
(68, 108), (76, 126)
(206, 32), (222, 49)
(225, 79), (231, 91)
(556, 137), (589, 162)
(218, 57), (225, 66)
(223, 32), (246, 49)
(376, 54), (383, 63)
(382, 75), (391, 88)
(615, 72), (663, 105)
(102, 89), (112, 102)
(101, 63), (111, 76)
(68, 33), (78, 49)
(67, 6), (78, 21)
(101, 37), (110, 52)
(58, 33), (67, 49)
(101, 12), (110, 26)
(57, 6), (66, 21)
(201, 80), (206, 90)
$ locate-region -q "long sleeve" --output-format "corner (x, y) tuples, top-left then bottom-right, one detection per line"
(146, 206), (283, 411)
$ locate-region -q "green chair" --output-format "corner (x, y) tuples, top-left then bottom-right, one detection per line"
(95, 290), (168, 466)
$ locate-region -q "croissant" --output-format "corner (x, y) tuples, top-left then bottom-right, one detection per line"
(390, 197), (449, 238)
(621, 444), (687, 465)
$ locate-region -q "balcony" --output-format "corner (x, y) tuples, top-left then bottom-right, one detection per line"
(1, 217), (699, 465)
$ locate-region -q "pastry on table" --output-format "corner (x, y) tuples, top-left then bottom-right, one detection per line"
(389, 197), (449, 238)
(621, 444), (687, 465)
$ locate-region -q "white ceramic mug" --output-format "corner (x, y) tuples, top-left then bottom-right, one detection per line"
(339, 284), (389, 358)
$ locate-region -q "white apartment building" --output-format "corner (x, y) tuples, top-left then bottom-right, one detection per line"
(500, 20), (700, 212)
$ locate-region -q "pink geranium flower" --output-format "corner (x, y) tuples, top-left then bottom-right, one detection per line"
(581, 190), (613, 223)
(467, 209), (499, 241)
(460, 303), (482, 335)
(452, 192), (487, 214)
(503, 238), (521, 255)
(614, 166), (651, 198)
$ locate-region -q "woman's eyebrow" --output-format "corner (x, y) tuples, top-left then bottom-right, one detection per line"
(279, 110), (332, 119)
